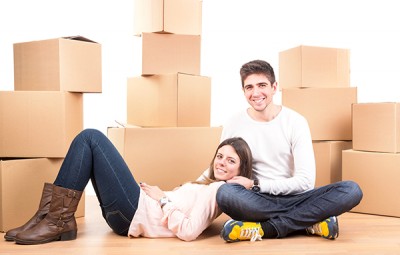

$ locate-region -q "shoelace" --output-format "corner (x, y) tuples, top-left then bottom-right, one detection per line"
(309, 223), (321, 235)
(239, 227), (263, 242)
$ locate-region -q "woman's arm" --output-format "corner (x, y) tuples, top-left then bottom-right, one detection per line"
(141, 182), (222, 241)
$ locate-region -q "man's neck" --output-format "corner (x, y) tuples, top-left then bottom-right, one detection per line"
(247, 104), (282, 122)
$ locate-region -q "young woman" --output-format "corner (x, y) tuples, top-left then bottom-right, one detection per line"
(4, 129), (253, 244)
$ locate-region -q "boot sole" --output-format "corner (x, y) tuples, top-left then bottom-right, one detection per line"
(4, 235), (15, 241)
(14, 230), (77, 245)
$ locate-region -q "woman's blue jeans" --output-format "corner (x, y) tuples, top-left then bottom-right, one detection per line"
(54, 129), (140, 236)
(216, 181), (363, 238)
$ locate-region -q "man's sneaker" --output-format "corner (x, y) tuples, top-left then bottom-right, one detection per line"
(306, 216), (339, 240)
(220, 219), (264, 242)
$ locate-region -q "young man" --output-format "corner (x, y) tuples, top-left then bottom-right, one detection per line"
(215, 60), (363, 242)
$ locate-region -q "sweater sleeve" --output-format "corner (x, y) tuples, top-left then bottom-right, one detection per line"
(160, 183), (223, 241)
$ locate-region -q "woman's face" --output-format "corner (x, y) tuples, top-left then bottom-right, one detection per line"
(213, 145), (241, 181)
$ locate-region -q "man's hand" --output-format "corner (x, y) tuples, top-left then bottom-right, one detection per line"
(226, 176), (254, 189)
(140, 182), (166, 201)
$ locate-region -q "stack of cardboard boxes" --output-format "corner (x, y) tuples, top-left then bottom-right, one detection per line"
(0, 36), (102, 232)
(107, 0), (222, 191)
(343, 103), (400, 217)
(280, 45), (357, 187)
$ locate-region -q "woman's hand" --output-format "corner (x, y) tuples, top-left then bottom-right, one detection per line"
(140, 182), (166, 201)
(226, 176), (253, 189)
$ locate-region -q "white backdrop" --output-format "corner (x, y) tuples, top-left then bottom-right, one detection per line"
(1, 0), (400, 135)
(1, 0), (400, 195)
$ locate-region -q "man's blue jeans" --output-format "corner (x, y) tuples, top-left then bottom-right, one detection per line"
(216, 181), (363, 238)
(54, 129), (140, 236)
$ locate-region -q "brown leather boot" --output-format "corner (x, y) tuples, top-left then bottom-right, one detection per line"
(4, 183), (54, 241)
(14, 185), (83, 245)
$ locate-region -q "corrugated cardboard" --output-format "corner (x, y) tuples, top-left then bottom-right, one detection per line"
(313, 141), (352, 187)
(342, 149), (400, 217)
(0, 158), (85, 232)
(127, 73), (211, 127)
(141, 33), (201, 75)
(352, 102), (400, 153)
(134, 0), (202, 35)
(14, 36), (102, 92)
(282, 87), (357, 140)
(279, 45), (350, 90)
(0, 91), (83, 157)
(107, 126), (222, 190)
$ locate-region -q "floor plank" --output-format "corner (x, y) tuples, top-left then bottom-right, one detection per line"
(2, 195), (400, 255)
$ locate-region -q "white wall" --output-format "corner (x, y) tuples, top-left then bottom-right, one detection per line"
(1, 0), (400, 194)
(2, 0), (400, 133)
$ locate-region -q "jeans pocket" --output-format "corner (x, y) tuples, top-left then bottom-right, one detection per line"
(105, 210), (131, 236)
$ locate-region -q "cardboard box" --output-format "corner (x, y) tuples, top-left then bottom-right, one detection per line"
(127, 73), (211, 127)
(141, 33), (201, 75)
(134, 0), (202, 35)
(107, 126), (222, 190)
(313, 141), (352, 187)
(342, 149), (400, 217)
(279, 45), (350, 90)
(0, 91), (83, 157)
(352, 103), (400, 153)
(14, 36), (102, 92)
(0, 158), (85, 232)
(282, 87), (357, 140)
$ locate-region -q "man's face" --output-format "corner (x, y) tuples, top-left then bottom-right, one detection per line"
(242, 73), (277, 112)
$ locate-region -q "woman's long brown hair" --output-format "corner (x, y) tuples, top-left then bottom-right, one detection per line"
(194, 137), (253, 185)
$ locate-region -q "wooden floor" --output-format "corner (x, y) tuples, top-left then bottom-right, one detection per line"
(2, 195), (400, 255)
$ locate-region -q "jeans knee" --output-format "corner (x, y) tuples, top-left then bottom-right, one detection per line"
(216, 184), (239, 209)
(78, 129), (107, 145)
(216, 184), (229, 207)
(79, 128), (102, 138)
(343, 180), (363, 206)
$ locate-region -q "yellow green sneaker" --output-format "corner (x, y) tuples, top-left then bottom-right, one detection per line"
(306, 216), (339, 240)
(220, 219), (264, 242)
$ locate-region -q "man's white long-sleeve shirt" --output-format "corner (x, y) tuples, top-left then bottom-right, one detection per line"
(220, 106), (315, 195)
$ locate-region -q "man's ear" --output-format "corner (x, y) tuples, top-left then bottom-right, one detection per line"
(272, 82), (278, 92)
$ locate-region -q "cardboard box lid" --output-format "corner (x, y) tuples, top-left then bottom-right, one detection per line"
(133, 0), (202, 35)
(62, 35), (98, 43)
(15, 35), (99, 45)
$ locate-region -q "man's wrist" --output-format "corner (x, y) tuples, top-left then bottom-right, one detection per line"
(251, 179), (261, 192)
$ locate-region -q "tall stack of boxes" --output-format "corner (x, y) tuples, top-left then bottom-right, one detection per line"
(0, 36), (102, 232)
(280, 45), (357, 187)
(343, 103), (400, 217)
(107, 0), (221, 191)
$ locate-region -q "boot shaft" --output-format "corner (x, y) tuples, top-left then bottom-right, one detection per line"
(48, 185), (83, 225)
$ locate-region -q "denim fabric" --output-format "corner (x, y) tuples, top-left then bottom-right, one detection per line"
(54, 129), (140, 236)
(216, 181), (363, 238)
